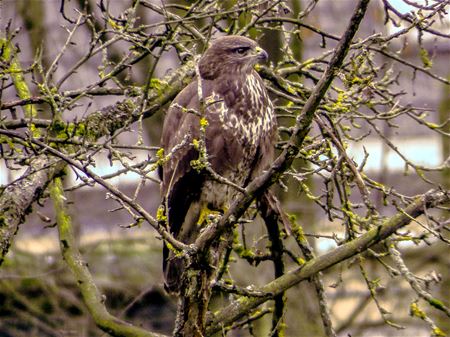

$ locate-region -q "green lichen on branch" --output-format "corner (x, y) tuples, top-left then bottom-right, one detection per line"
(156, 205), (167, 223)
(410, 301), (446, 337)
(155, 148), (167, 166)
(420, 47), (433, 69)
(51, 176), (165, 337)
(49, 119), (89, 140)
(410, 301), (427, 320)
(0, 38), (39, 136)
(206, 190), (449, 334)
(85, 99), (137, 139)
(190, 117), (210, 172)
(147, 78), (170, 98)
(432, 327), (447, 337)
(429, 298), (447, 312)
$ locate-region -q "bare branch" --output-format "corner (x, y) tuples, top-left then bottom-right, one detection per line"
(51, 177), (168, 337)
(206, 189), (449, 334)
(194, 0), (372, 253)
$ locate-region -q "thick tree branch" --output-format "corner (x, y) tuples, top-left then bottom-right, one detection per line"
(206, 189), (449, 334)
(0, 59), (196, 265)
(0, 128), (187, 252)
(51, 177), (167, 337)
(0, 38), (57, 264)
(0, 156), (63, 265)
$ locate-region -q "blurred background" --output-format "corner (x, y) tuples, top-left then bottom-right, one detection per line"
(0, 1), (448, 336)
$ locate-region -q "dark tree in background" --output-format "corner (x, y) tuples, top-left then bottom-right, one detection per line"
(0, 1), (449, 336)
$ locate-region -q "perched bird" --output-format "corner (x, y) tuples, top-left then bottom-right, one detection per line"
(159, 35), (277, 293)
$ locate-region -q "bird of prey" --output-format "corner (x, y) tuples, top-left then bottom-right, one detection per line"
(159, 35), (277, 293)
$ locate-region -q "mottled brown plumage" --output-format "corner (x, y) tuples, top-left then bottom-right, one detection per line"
(159, 36), (277, 293)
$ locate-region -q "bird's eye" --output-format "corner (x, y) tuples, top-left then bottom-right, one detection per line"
(233, 47), (249, 55)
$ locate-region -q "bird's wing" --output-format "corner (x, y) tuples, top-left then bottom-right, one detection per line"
(160, 81), (203, 239)
(160, 80), (210, 293)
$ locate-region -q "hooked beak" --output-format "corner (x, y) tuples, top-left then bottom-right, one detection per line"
(255, 46), (269, 62)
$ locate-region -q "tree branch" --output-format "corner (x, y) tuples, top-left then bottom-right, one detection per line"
(0, 156), (64, 265)
(51, 177), (168, 337)
(0, 59), (196, 266)
(0, 127), (187, 254)
(206, 189), (449, 334)
(194, 0), (371, 254)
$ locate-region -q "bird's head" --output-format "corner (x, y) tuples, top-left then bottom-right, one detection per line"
(198, 35), (268, 80)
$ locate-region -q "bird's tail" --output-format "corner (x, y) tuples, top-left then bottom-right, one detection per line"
(163, 200), (202, 294)
(163, 245), (185, 294)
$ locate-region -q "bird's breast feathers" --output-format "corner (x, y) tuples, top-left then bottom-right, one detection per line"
(206, 73), (275, 147)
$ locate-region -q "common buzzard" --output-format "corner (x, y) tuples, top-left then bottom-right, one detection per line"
(159, 35), (277, 293)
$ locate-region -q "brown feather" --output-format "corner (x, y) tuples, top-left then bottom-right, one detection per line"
(160, 35), (277, 293)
